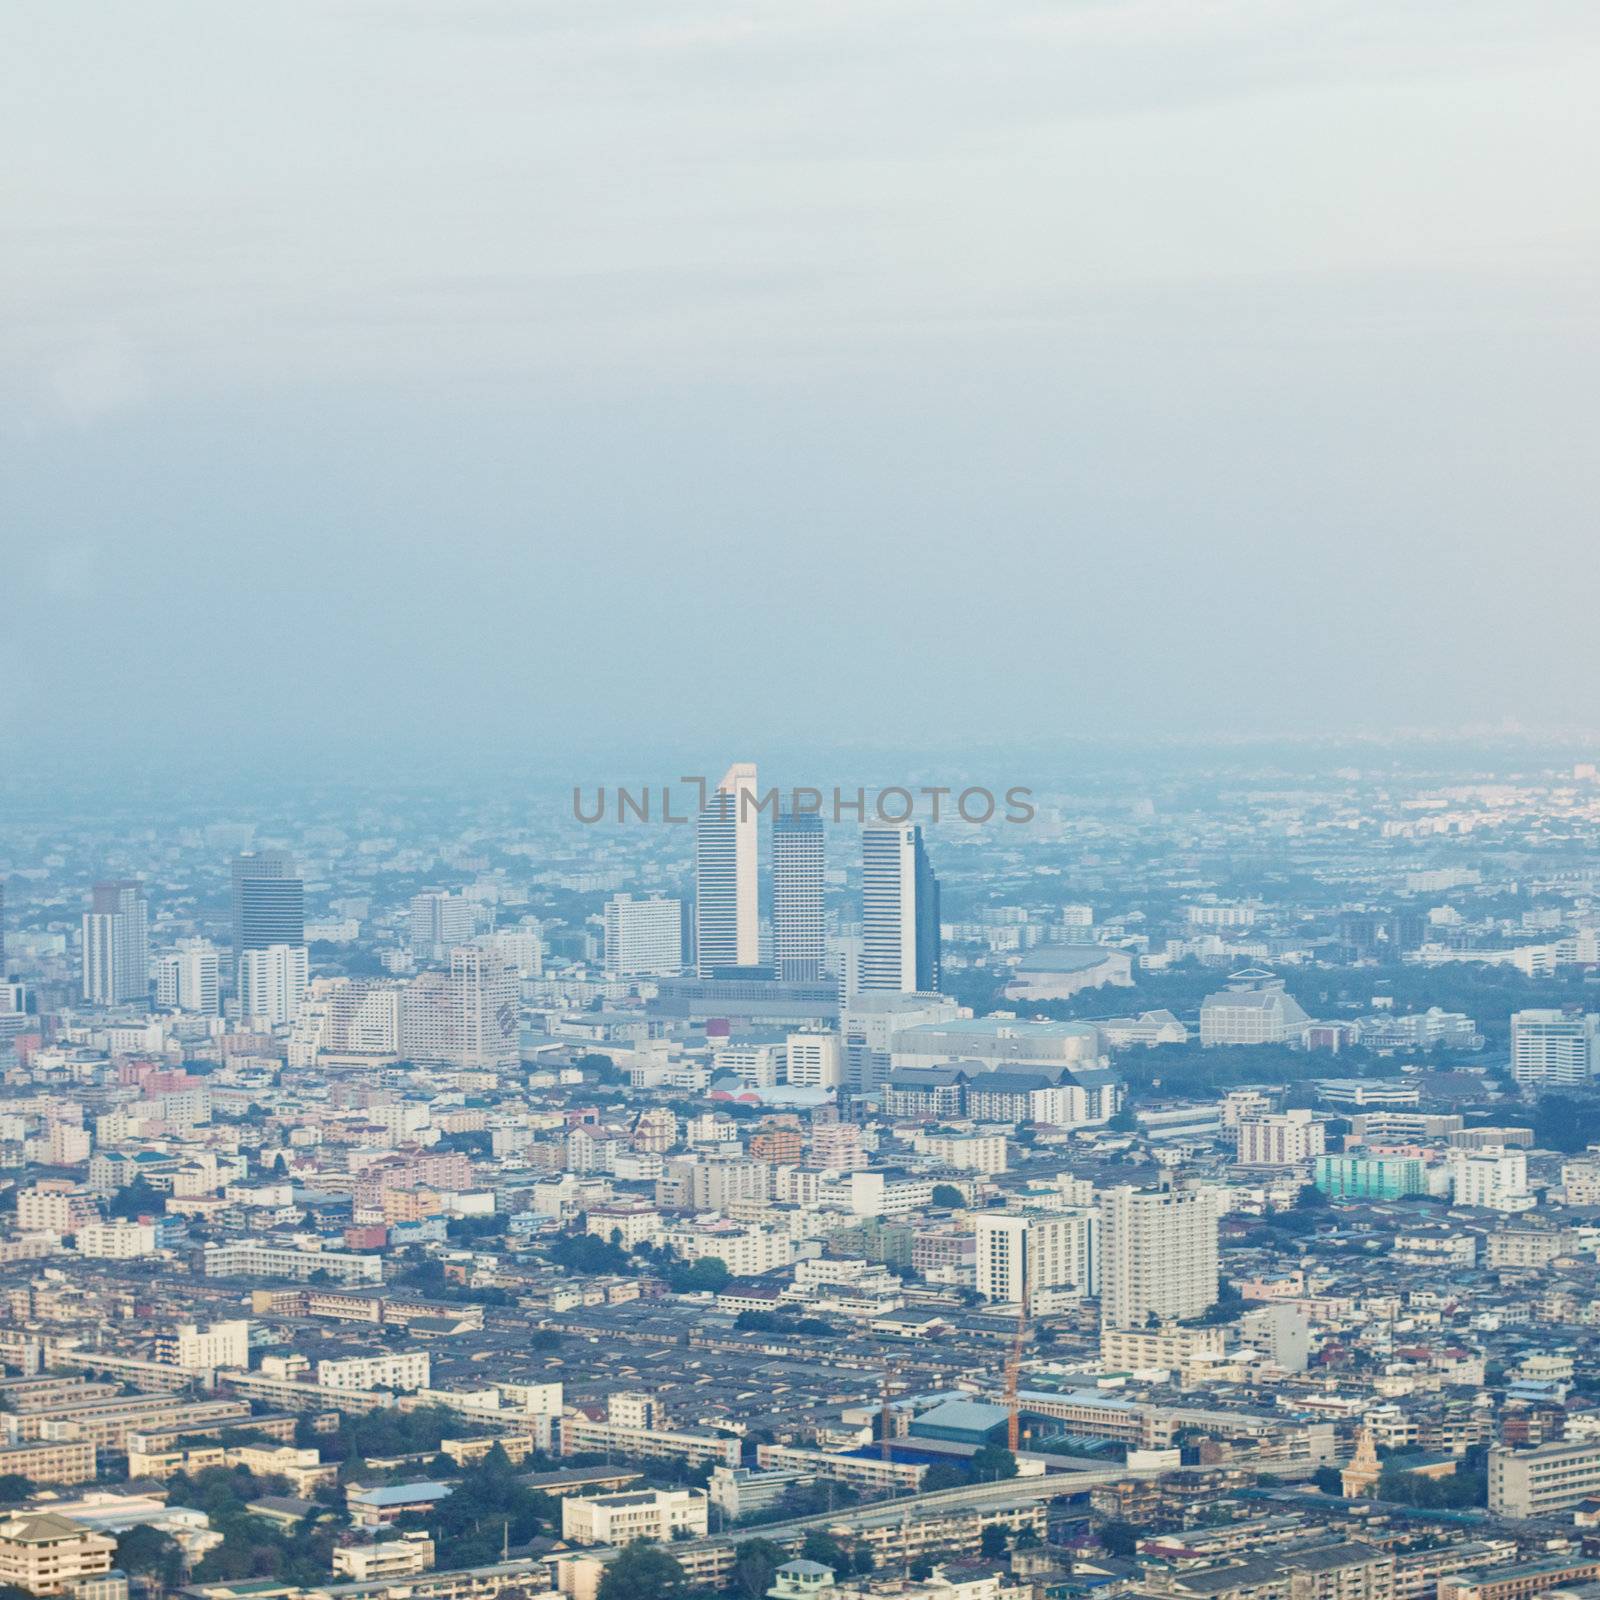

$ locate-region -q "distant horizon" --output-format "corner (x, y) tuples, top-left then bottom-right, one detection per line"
(5, 3), (1599, 760)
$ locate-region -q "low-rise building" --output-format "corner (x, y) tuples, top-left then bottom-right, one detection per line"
(560, 1487), (708, 1546)
(1488, 1441), (1600, 1519)
(0, 1514), (117, 1596)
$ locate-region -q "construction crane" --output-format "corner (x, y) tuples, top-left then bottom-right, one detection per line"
(1004, 1258), (1028, 1452)
(879, 1360), (896, 1462)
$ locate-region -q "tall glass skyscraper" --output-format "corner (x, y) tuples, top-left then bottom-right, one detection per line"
(771, 810), (825, 981)
(231, 850), (305, 955)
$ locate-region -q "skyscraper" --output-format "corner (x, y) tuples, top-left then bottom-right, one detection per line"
(231, 851), (304, 960)
(1098, 1184), (1219, 1330)
(771, 811), (825, 981)
(695, 762), (759, 977)
(81, 881), (150, 1005)
(859, 825), (940, 993)
(401, 946), (519, 1069)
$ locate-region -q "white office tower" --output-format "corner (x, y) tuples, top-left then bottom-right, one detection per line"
(695, 762), (760, 976)
(402, 946), (519, 1069)
(604, 894), (684, 977)
(785, 1030), (843, 1091)
(236, 943), (309, 1026)
(409, 891), (477, 963)
(155, 939), (221, 1013)
(1511, 1009), (1599, 1086)
(81, 880), (150, 1005)
(1098, 1184), (1219, 1330)
(1449, 1146), (1533, 1212)
(772, 811), (825, 980)
(860, 826), (940, 993)
(975, 1210), (1098, 1307)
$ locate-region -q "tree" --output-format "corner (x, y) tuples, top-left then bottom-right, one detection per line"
(597, 1542), (690, 1600)
(116, 1525), (185, 1592)
(931, 1184), (965, 1209)
(800, 1532), (850, 1572)
(922, 1463), (967, 1491)
(550, 1233), (635, 1277)
(969, 1444), (1018, 1482)
(667, 1256), (731, 1294)
(578, 1052), (626, 1084)
(422, 1443), (553, 1566)
(1099, 1519), (1140, 1558)
(0, 1477), (33, 1505)
(729, 1538), (786, 1600)
(1313, 1465), (1343, 1495)
(110, 1176), (164, 1219)
(980, 1524), (1009, 1558)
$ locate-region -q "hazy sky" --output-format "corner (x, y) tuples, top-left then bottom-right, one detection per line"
(4, 1), (1598, 764)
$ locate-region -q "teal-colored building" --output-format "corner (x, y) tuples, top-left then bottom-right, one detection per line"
(1313, 1153), (1426, 1200)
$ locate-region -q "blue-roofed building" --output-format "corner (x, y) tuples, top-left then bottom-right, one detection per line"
(347, 1481), (454, 1528)
(908, 1399), (1012, 1446)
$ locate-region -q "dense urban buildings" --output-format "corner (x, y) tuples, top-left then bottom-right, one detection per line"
(6, 750), (1600, 1600)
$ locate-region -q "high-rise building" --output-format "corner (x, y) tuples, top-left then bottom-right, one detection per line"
(859, 826), (940, 993)
(1235, 1110), (1325, 1167)
(975, 1210), (1098, 1306)
(409, 891), (477, 964)
(1449, 1146), (1533, 1212)
(771, 811), (825, 981)
(81, 881), (149, 1005)
(1098, 1184), (1219, 1330)
(155, 939), (221, 1013)
(1511, 1009), (1599, 1087)
(1313, 1154), (1427, 1200)
(604, 894), (683, 977)
(401, 946), (519, 1069)
(231, 851), (304, 959)
(695, 763), (759, 977)
(236, 943), (309, 1026)
(289, 976), (403, 1066)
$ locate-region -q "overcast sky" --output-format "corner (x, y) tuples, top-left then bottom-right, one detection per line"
(3, 0), (1598, 766)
